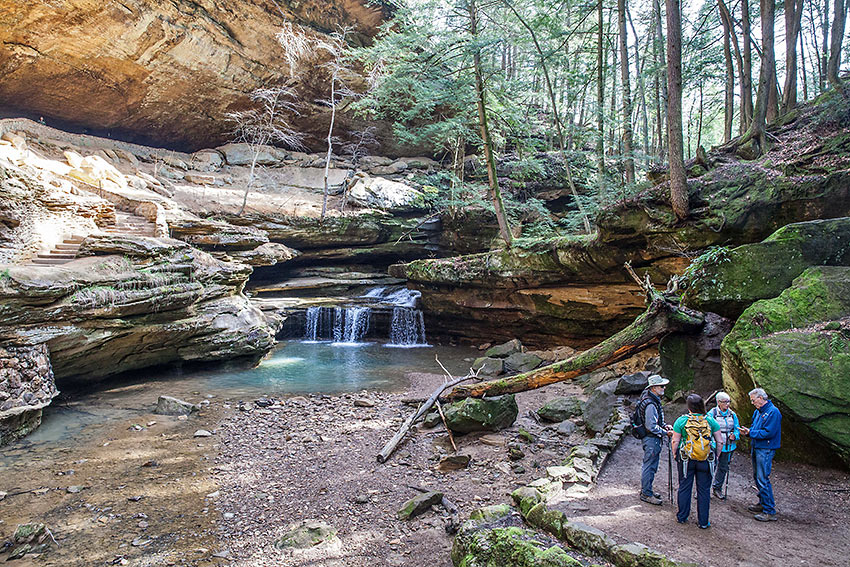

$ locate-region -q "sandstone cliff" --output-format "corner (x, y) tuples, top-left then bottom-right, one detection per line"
(0, 0), (392, 151)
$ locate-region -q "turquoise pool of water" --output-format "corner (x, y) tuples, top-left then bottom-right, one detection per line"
(5, 341), (476, 450)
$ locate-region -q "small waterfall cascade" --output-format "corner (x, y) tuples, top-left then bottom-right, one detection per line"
(300, 287), (428, 346)
(365, 287), (429, 347)
(389, 308), (427, 346)
(304, 306), (371, 343)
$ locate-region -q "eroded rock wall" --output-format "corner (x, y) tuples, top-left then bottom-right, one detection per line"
(0, 344), (57, 446)
(0, 0), (392, 151)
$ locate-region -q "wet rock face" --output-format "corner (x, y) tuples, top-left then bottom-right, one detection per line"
(0, 344), (57, 446)
(0, 0), (391, 151)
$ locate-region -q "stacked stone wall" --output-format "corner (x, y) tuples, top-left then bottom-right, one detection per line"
(0, 343), (57, 445)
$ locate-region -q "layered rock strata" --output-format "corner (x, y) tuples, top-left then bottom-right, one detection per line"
(0, 235), (276, 382)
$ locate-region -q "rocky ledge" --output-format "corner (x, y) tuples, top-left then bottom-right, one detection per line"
(0, 234), (276, 383)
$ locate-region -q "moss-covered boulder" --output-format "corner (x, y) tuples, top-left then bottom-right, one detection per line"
(472, 357), (506, 376)
(451, 525), (582, 567)
(721, 266), (850, 466)
(505, 352), (544, 374)
(273, 520), (338, 549)
(485, 339), (524, 358)
(537, 398), (585, 422)
(683, 217), (850, 318)
(444, 395), (519, 433)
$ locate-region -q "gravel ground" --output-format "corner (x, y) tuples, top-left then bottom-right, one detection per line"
(213, 372), (591, 567)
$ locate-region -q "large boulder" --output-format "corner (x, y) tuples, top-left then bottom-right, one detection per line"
(721, 266), (850, 466)
(0, 239), (276, 383)
(444, 395), (518, 433)
(504, 352), (543, 374)
(582, 381), (618, 433)
(613, 371), (651, 395)
(683, 217), (850, 319)
(537, 397), (584, 422)
(484, 339), (523, 358)
(347, 176), (429, 212)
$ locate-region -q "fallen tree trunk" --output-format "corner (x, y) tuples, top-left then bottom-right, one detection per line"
(377, 373), (475, 463)
(446, 281), (704, 400)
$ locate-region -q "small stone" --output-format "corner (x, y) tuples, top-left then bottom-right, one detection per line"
(353, 398), (375, 407)
(66, 486), (83, 493)
(155, 395), (199, 416)
(131, 537), (151, 547)
(128, 495), (144, 502)
(353, 494), (370, 504)
(397, 491), (443, 520)
(223, 512), (235, 520)
(274, 521), (337, 549)
(193, 429), (212, 437)
(436, 454), (471, 472)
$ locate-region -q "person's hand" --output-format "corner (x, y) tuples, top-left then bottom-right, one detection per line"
(665, 424), (673, 432)
(666, 429), (674, 437)
(739, 426), (750, 435)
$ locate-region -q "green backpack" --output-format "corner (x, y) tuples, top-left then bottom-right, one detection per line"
(681, 414), (712, 461)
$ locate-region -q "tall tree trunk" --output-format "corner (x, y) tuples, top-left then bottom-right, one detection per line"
(597, 0), (606, 194)
(827, 0), (846, 86)
(619, 0), (635, 183)
(800, 21), (810, 99)
(742, 0), (755, 129)
(782, 0), (805, 112)
(742, 0), (776, 155)
(822, 0), (830, 90)
(467, 0), (513, 246)
(666, 0), (688, 220)
(628, 7), (650, 161)
(720, 0), (735, 141)
(652, 0), (667, 160)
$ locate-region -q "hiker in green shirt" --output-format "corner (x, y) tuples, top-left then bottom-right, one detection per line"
(671, 394), (723, 528)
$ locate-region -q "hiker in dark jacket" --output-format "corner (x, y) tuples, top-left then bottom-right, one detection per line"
(638, 375), (673, 505)
(739, 387), (782, 522)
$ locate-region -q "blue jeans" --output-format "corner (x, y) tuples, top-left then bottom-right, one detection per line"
(677, 458), (712, 526)
(752, 448), (776, 515)
(712, 451), (732, 491)
(641, 436), (663, 496)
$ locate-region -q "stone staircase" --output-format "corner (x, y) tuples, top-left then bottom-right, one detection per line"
(29, 212), (156, 266)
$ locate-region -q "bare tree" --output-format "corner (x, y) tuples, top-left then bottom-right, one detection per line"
(619, 0), (636, 183)
(782, 0), (805, 112)
(227, 87), (304, 216)
(827, 0), (847, 87)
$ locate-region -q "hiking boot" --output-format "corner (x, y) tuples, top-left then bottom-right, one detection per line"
(754, 513), (777, 522)
(640, 493), (663, 506)
(699, 523), (711, 529)
(653, 492), (662, 499)
(747, 503), (763, 513)
(712, 488), (726, 500)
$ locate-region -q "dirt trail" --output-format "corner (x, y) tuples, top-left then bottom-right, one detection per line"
(560, 435), (850, 567)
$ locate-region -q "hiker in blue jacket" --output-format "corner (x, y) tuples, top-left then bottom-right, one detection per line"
(707, 392), (739, 499)
(739, 387), (782, 522)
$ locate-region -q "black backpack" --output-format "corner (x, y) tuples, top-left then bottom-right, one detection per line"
(631, 395), (660, 439)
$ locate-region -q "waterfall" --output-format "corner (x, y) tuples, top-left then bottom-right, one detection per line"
(389, 307), (428, 347)
(304, 306), (372, 344)
(304, 306), (320, 341)
(300, 287), (427, 347)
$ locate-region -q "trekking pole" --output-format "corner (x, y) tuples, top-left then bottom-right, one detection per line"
(667, 436), (674, 504)
(723, 438), (732, 499)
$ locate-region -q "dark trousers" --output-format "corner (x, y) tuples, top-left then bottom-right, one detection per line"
(677, 459), (711, 526)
